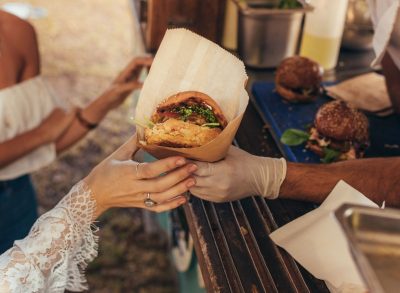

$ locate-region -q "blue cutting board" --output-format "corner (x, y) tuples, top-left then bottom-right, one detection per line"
(252, 81), (400, 163)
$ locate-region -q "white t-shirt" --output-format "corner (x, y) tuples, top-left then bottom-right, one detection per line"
(368, 0), (400, 69)
(0, 76), (66, 180)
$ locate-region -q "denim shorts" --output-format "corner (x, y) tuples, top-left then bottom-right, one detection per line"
(0, 175), (38, 254)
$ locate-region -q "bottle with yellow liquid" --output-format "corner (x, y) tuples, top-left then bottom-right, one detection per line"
(300, 0), (349, 70)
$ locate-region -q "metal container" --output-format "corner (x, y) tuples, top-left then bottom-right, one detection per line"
(336, 204), (400, 293)
(236, 2), (312, 68)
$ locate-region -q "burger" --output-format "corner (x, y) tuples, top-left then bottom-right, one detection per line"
(143, 91), (228, 148)
(307, 100), (369, 161)
(275, 56), (323, 103)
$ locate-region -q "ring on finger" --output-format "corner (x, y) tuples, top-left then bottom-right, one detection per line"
(144, 192), (157, 207)
(135, 162), (142, 177)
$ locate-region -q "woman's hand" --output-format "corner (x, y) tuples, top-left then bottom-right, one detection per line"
(75, 56), (153, 127)
(37, 108), (77, 143)
(84, 135), (197, 219)
(99, 56), (153, 110)
(54, 57), (153, 153)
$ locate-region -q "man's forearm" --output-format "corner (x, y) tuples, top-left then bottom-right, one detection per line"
(279, 158), (400, 207)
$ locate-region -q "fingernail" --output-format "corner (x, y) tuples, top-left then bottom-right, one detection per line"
(186, 179), (196, 188)
(176, 158), (186, 166)
(179, 198), (187, 205)
(188, 164), (197, 173)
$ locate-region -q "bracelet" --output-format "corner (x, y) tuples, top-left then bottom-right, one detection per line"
(76, 109), (98, 130)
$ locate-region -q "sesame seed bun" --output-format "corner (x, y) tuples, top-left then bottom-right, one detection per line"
(315, 100), (369, 143)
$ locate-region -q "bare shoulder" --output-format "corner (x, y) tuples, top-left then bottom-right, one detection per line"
(0, 10), (38, 50)
(0, 10), (40, 78)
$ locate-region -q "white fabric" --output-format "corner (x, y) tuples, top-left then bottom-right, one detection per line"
(0, 76), (67, 180)
(0, 181), (98, 292)
(270, 180), (379, 293)
(368, 0), (400, 69)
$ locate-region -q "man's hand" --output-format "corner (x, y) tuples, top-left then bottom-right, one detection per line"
(189, 146), (286, 202)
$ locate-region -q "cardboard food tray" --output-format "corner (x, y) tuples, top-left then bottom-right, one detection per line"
(135, 29), (249, 162)
(252, 81), (400, 163)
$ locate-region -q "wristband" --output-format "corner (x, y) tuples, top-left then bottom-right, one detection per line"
(76, 109), (98, 130)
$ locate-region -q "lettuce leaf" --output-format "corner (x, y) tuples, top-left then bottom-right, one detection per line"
(280, 128), (310, 146)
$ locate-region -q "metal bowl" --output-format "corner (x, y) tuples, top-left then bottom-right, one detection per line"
(236, 1), (313, 68)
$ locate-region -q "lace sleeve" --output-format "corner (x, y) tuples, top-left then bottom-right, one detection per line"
(0, 181), (99, 293)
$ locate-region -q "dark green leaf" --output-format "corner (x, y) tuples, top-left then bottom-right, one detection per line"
(280, 128), (310, 146)
(174, 105), (218, 123)
(321, 147), (341, 163)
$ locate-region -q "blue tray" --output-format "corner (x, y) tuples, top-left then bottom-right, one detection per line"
(252, 81), (400, 163)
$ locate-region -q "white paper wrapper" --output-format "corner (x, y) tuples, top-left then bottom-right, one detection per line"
(326, 73), (392, 116)
(135, 29), (249, 162)
(270, 180), (379, 292)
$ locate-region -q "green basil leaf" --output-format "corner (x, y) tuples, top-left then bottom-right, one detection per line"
(321, 147), (341, 163)
(280, 128), (310, 146)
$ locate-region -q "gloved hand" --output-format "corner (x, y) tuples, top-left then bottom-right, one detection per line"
(189, 146), (286, 202)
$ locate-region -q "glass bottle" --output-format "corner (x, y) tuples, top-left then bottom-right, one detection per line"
(300, 0), (349, 70)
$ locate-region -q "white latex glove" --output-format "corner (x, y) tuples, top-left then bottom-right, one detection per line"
(189, 146), (287, 202)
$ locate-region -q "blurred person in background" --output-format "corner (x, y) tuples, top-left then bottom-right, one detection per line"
(0, 135), (197, 292)
(0, 10), (152, 253)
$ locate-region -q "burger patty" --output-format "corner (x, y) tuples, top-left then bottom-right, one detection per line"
(314, 101), (369, 142)
(145, 118), (221, 148)
(307, 127), (368, 160)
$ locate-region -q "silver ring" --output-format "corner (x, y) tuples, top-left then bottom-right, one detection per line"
(144, 192), (157, 207)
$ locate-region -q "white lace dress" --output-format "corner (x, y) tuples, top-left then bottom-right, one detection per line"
(0, 181), (98, 292)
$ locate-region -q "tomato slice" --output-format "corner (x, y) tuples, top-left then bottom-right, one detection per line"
(161, 112), (180, 119)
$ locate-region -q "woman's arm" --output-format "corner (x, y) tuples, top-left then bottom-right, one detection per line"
(55, 57), (152, 153)
(0, 181), (97, 292)
(0, 135), (196, 292)
(0, 109), (76, 169)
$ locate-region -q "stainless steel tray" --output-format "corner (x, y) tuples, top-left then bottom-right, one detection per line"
(335, 204), (400, 293)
